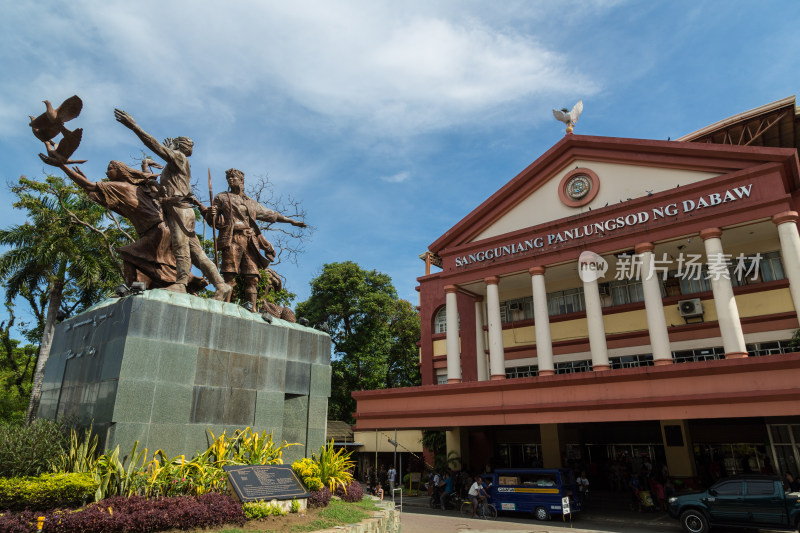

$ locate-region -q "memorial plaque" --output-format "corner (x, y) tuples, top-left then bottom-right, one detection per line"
(223, 464), (310, 502)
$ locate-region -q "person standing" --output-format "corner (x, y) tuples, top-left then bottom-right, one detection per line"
(576, 471), (590, 509)
(113, 109), (230, 300)
(388, 465), (397, 493)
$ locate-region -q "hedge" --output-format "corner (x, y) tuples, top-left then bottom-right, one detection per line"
(0, 472), (97, 511)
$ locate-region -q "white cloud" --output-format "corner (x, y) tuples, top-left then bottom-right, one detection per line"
(2, 1), (600, 141)
(380, 171), (411, 184)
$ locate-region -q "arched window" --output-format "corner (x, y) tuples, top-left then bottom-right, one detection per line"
(434, 306), (459, 334)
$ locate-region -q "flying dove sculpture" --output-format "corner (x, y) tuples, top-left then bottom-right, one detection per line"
(553, 99), (583, 134)
(29, 95), (83, 142)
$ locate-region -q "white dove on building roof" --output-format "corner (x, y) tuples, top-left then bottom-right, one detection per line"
(553, 99), (583, 134)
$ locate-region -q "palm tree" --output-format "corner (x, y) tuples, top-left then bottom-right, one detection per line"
(0, 176), (125, 423)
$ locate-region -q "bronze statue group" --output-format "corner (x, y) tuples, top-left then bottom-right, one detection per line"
(32, 96), (306, 321)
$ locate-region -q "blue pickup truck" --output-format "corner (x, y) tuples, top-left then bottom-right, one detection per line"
(668, 475), (800, 533)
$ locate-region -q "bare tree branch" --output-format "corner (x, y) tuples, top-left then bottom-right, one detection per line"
(246, 174), (313, 267)
(105, 210), (135, 243)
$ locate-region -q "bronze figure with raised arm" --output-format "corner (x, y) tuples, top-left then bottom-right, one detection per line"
(114, 109), (231, 300)
(203, 168), (306, 310)
(38, 155), (206, 293)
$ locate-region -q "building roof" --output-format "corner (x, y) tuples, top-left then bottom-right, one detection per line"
(327, 420), (355, 443)
(426, 134), (800, 254)
(677, 95), (799, 151)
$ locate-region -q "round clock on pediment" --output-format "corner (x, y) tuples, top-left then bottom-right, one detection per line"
(558, 168), (600, 207)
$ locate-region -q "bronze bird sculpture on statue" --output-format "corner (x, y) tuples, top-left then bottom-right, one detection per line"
(38, 128), (87, 165)
(29, 95), (83, 142)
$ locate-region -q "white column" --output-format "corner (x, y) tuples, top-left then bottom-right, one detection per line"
(636, 242), (673, 365)
(529, 266), (554, 376)
(773, 211), (800, 314)
(701, 228), (747, 358)
(485, 276), (506, 380)
(581, 262), (610, 371)
(474, 298), (489, 381)
(444, 285), (462, 383)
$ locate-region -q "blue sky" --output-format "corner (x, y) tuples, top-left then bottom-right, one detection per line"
(1, 0), (799, 328)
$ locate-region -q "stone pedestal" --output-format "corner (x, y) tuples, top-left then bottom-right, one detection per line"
(37, 290), (331, 463)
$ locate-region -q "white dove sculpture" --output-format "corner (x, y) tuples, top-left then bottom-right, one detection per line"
(553, 99), (583, 134)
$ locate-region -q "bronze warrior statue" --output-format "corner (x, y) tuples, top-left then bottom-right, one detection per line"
(202, 168), (306, 310)
(113, 109), (231, 300)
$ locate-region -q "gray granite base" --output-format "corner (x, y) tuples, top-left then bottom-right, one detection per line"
(38, 290), (331, 463)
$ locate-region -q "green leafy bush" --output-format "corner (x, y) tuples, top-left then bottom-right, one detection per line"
(0, 472), (97, 510)
(0, 418), (69, 478)
(243, 499), (287, 518)
(313, 440), (355, 493)
(292, 457), (323, 491)
(291, 498), (300, 513)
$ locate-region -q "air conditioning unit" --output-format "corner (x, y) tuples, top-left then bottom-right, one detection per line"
(678, 298), (703, 318)
(508, 302), (522, 312)
(598, 283), (611, 296)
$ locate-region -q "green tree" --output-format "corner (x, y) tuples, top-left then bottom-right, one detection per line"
(0, 176), (126, 423)
(295, 262), (420, 422)
(0, 303), (36, 421)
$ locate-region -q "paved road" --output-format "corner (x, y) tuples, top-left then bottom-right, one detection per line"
(398, 509), (678, 533)
(393, 491), (680, 533)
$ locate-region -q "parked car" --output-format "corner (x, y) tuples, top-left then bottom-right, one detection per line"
(668, 474), (800, 533)
(483, 468), (579, 521)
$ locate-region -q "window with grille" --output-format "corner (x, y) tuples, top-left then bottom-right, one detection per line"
(746, 339), (794, 356)
(672, 347), (724, 363)
(609, 278), (644, 305)
(434, 306), (459, 334)
(500, 296), (534, 323)
(547, 287), (585, 316)
(554, 360), (592, 374)
(505, 365), (539, 379)
(610, 354), (653, 369)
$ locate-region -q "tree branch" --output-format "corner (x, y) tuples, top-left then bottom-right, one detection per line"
(50, 186), (124, 278)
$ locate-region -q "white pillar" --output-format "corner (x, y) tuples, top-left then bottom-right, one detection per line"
(701, 228), (747, 358)
(582, 264), (610, 371)
(474, 298), (489, 381)
(485, 276), (506, 380)
(529, 266), (554, 376)
(444, 285), (462, 383)
(636, 242), (673, 365)
(773, 211), (800, 314)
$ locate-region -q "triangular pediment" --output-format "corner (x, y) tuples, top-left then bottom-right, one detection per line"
(430, 135), (799, 252)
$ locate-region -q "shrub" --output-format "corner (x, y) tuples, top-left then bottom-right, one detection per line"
(334, 480), (364, 502)
(312, 440), (355, 493)
(0, 473), (97, 511)
(243, 499), (287, 519)
(42, 493), (245, 532)
(292, 457), (323, 491)
(307, 486), (331, 508)
(202, 427), (295, 466)
(0, 509), (40, 533)
(290, 498), (300, 513)
(0, 418), (69, 477)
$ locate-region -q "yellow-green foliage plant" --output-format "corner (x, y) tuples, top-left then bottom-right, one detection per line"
(243, 500), (287, 519)
(57, 426), (98, 474)
(313, 440), (355, 493)
(94, 442), (148, 501)
(203, 427), (296, 466)
(291, 457), (323, 491)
